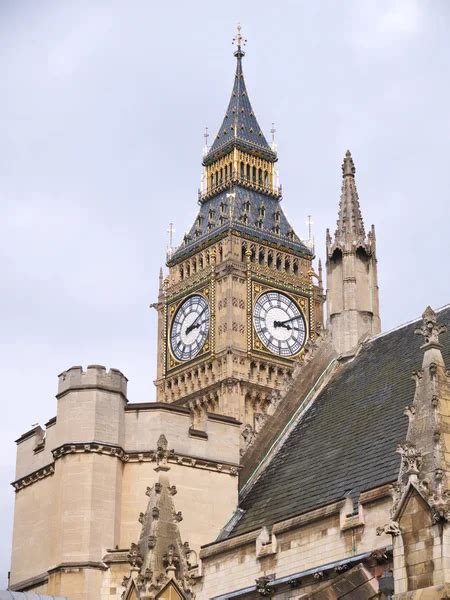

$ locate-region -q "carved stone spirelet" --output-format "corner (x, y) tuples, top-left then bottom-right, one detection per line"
(414, 306), (447, 347)
(127, 543), (143, 568)
(123, 473), (194, 599)
(397, 442), (422, 479)
(381, 306), (450, 549)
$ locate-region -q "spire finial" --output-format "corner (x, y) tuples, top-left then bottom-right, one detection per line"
(415, 306), (447, 349)
(342, 150), (355, 177)
(233, 23), (246, 58)
(166, 222), (175, 259)
(202, 126), (209, 157)
(270, 122), (277, 151)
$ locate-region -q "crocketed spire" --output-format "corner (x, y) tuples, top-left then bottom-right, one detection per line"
(203, 27), (275, 165)
(122, 437), (196, 599)
(326, 150), (380, 354)
(335, 150), (366, 243)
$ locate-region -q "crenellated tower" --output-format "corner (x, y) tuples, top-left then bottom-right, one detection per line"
(326, 150), (381, 355)
(154, 28), (324, 433)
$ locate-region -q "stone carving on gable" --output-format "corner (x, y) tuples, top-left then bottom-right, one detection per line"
(376, 520), (401, 537)
(414, 306), (447, 347)
(379, 307), (450, 543)
(122, 439), (194, 599)
(155, 434), (175, 471)
(397, 442), (422, 480)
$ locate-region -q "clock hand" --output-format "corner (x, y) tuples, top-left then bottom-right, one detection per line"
(186, 319), (207, 333)
(185, 308), (207, 335)
(273, 315), (301, 328)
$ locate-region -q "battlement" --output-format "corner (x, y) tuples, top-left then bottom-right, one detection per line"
(57, 365), (128, 398)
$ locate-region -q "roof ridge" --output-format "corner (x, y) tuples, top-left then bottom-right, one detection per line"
(367, 303), (450, 344)
(239, 355), (339, 502)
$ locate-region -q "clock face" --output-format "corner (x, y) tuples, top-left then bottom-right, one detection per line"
(253, 291), (306, 357)
(170, 295), (210, 361)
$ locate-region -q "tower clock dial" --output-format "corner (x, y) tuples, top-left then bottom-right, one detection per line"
(170, 295), (210, 362)
(253, 291), (306, 357)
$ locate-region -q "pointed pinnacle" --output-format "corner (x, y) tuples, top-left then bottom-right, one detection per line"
(342, 150), (355, 177)
(335, 151), (365, 240)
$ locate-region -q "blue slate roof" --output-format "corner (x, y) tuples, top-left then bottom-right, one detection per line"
(169, 45), (310, 265)
(203, 49), (276, 165)
(228, 306), (450, 537)
(169, 186), (312, 264)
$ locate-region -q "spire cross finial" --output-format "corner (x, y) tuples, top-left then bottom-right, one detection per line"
(233, 23), (246, 56)
(270, 123), (276, 144)
(167, 222), (175, 256)
(204, 126), (209, 146)
(306, 215), (314, 240)
(270, 122), (277, 152)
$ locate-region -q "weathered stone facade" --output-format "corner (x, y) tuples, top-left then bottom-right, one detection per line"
(10, 366), (240, 598)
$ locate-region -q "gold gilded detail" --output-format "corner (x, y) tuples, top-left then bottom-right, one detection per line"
(250, 279), (310, 360)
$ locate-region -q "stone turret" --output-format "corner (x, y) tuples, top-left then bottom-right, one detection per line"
(326, 151), (381, 355)
(57, 364), (128, 397)
(56, 364), (127, 445)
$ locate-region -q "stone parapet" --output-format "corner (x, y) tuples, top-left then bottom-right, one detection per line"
(57, 365), (128, 399)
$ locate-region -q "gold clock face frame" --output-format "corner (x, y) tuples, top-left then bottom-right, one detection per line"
(166, 287), (212, 372)
(251, 282), (309, 359)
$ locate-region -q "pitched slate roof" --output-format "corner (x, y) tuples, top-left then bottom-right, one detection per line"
(229, 306), (450, 537)
(203, 49), (275, 165)
(169, 186), (312, 264)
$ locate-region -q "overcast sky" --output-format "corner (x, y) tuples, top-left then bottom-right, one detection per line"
(0, 0), (449, 586)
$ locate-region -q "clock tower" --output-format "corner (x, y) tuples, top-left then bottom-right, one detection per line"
(154, 29), (324, 434)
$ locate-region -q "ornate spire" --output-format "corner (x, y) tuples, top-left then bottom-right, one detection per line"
(204, 25), (275, 165)
(122, 440), (196, 598)
(388, 307), (450, 523)
(326, 151), (381, 354)
(378, 308), (450, 570)
(335, 150), (365, 243)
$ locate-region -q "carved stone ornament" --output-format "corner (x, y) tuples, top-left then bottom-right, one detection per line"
(376, 521), (401, 537)
(414, 306), (447, 347)
(256, 575), (274, 596)
(163, 544), (180, 578)
(128, 542), (143, 568)
(428, 488), (450, 523)
(154, 434), (176, 471)
(370, 548), (391, 564)
(124, 473), (194, 599)
(335, 563), (350, 574)
(397, 442), (422, 479)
